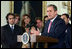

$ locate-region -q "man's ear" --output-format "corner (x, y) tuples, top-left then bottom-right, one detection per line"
(67, 18), (70, 24)
(55, 11), (57, 15)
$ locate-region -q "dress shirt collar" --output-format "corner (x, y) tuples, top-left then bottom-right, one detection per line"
(50, 15), (58, 22)
(9, 24), (15, 29)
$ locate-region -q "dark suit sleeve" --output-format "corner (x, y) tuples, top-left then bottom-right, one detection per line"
(1, 27), (10, 48)
(18, 26), (23, 35)
(66, 27), (71, 48)
(41, 22), (49, 36)
(53, 20), (66, 38)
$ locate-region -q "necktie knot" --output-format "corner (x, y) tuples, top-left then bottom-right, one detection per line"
(11, 25), (14, 32)
(50, 21), (52, 25)
(11, 26), (13, 29)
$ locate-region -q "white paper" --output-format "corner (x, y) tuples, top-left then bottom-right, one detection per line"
(17, 35), (22, 42)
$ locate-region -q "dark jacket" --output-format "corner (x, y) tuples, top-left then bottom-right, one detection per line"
(65, 23), (71, 48)
(1, 24), (23, 48)
(42, 15), (66, 48)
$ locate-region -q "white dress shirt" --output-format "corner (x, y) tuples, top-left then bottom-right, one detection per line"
(9, 24), (15, 29)
(50, 15), (57, 22)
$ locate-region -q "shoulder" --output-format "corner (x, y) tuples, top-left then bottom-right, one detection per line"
(1, 24), (9, 29)
(15, 24), (21, 27)
(67, 23), (71, 29)
(53, 16), (66, 28)
(14, 24), (22, 29)
(46, 20), (50, 24)
(1, 24), (9, 34)
(68, 23), (71, 27)
(56, 16), (65, 24)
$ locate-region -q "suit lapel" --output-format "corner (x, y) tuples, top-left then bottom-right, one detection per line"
(49, 16), (60, 33)
(51, 16), (59, 27)
(14, 25), (19, 35)
(13, 25), (17, 35)
(6, 24), (14, 36)
(7, 24), (12, 32)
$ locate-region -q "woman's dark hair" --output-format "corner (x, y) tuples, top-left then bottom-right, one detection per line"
(22, 14), (31, 19)
(21, 14), (31, 28)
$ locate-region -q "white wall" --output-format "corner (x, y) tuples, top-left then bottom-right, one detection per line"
(47, 1), (68, 15)
(1, 1), (10, 26)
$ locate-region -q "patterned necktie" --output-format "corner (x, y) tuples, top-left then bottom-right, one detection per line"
(48, 21), (52, 33)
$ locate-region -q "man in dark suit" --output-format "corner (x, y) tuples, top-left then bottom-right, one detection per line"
(61, 14), (71, 48)
(41, 4), (67, 48)
(1, 13), (23, 48)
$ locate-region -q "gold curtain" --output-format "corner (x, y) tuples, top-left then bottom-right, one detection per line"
(67, 1), (71, 16)
(42, 1), (47, 21)
(10, 1), (14, 13)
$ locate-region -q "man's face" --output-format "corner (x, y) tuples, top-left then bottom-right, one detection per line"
(36, 20), (42, 29)
(47, 6), (57, 20)
(61, 15), (69, 25)
(8, 15), (15, 25)
(15, 16), (20, 24)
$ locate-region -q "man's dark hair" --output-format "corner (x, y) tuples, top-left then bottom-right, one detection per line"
(62, 13), (69, 18)
(35, 17), (42, 21)
(14, 13), (20, 20)
(6, 13), (15, 20)
(44, 15), (48, 19)
(47, 4), (57, 11)
(6, 13), (15, 23)
(14, 13), (20, 17)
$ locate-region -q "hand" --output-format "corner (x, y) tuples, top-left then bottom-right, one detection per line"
(25, 28), (29, 33)
(30, 28), (40, 35)
(30, 28), (35, 34)
(35, 28), (40, 35)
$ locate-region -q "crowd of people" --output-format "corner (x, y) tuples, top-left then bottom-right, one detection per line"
(1, 4), (71, 48)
